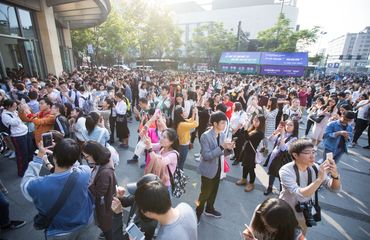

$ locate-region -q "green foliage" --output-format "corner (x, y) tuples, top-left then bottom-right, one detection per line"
(71, 0), (182, 65)
(188, 22), (236, 68)
(309, 54), (324, 65)
(257, 14), (320, 52)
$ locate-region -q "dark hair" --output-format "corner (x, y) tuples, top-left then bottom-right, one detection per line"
(234, 102), (243, 112)
(53, 138), (80, 168)
(73, 107), (84, 121)
(268, 97), (278, 111)
(82, 141), (110, 165)
(85, 111), (100, 135)
(104, 98), (114, 109)
(215, 103), (227, 113)
(161, 86), (170, 93)
(162, 128), (179, 152)
(173, 106), (186, 130)
(316, 97), (325, 105)
(210, 111), (227, 125)
(64, 103), (73, 118)
(288, 139), (314, 160)
(115, 92), (123, 99)
(28, 91), (38, 100)
(3, 99), (16, 109)
(249, 115), (266, 134)
(40, 97), (53, 108)
(251, 198), (298, 240)
(53, 103), (65, 116)
(138, 98), (148, 105)
(286, 119), (299, 138)
(50, 130), (64, 144)
(135, 180), (171, 215)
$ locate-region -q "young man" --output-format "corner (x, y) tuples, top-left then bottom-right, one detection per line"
(21, 139), (96, 239)
(196, 112), (234, 222)
(134, 180), (197, 240)
(155, 86), (171, 117)
(323, 110), (356, 163)
(350, 94), (370, 148)
(279, 139), (341, 235)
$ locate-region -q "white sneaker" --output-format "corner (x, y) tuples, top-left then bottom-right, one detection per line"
(195, 157), (200, 162)
(348, 143), (356, 148)
(8, 151), (16, 159)
(194, 153), (200, 158)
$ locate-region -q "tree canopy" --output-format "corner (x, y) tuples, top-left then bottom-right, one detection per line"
(257, 14), (320, 52)
(71, 0), (182, 66)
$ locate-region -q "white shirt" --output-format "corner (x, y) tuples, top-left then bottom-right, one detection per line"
(230, 111), (246, 130)
(115, 100), (127, 115)
(78, 92), (91, 109)
(184, 100), (195, 118)
(74, 117), (86, 141)
(1, 110), (28, 137)
(139, 89), (148, 98)
(357, 100), (370, 120)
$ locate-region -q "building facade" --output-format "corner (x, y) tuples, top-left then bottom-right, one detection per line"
(0, 0), (110, 80)
(326, 26), (370, 74)
(169, 0), (299, 56)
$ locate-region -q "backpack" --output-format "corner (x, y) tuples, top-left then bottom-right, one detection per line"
(167, 152), (187, 198)
(60, 90), (79, 107)
(80, 94), (94, 115)
(0, 113), (13, 135)
(122, 95), (131, 112)
(55, 115), (70, 137)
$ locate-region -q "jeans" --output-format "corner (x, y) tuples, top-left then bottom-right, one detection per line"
(11, 133), (34, 177)
(323, 148), (344, 164)
(47, 223), (98, 240)
(0, 191), (9, 226)
(178, 144), (189, 170)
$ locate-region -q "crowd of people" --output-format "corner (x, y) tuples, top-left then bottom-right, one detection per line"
(0, 68), (369, 240)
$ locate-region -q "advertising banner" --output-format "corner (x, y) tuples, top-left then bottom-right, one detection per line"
(260, 65), (305, 76)
(219, 52), (261, 64)
(220, 64), (257, 74)
(260, 52), (308, 66)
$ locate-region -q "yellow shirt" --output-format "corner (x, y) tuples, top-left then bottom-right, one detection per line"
(177, 119), (199, 145)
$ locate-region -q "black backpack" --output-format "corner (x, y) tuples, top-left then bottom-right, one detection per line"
(0, 113), (13, 135)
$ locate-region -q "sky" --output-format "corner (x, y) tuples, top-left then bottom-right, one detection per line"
(165, 0), (370, 53)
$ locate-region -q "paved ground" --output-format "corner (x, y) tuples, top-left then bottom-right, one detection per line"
(1, 119), (370, 240)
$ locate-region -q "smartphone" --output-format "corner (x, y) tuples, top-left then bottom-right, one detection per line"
(126, 222), (145, 240)
(42, 132), (53, 148)
(326, 152), (333, 161)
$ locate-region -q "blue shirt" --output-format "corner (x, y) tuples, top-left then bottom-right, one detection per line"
(21, 157), (94, 236)
(323, 120), (353, 156)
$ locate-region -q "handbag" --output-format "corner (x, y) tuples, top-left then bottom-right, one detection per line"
(33, 169), (78, 230)
(116, 114), (126, 123)
(309, 114), (325, 123)
(249, 141), (265, 164)
(224, 158), (230, 173)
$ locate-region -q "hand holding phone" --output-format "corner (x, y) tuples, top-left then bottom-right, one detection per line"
(42, 132), (53, 148)
(126, 222), (145, 240)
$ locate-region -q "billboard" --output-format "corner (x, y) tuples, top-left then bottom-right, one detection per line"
(260, 65), (305, 77)
(260, 52), (308, 66)
(220, 64), (257, 74)
(219, 52), (261, 65)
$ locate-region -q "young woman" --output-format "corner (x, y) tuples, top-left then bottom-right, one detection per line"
(264, 97), (278, 141)
(311, 98), (337, 150)
(82, 112), (110, 146)
(173, 106), (199, 170)
(51, 103), (70, 138)
(99, 98), (113, 135)
(242, 198), (305, 240)
(82, 141), (115, 240)
(69, 107), (84, 142)
(236, 115), (265, 192)
(230, 102), (247, 165)
(264, 119), (299, 195)
(115, 92), (129, 148)
(305, 97), (325, 137)
(143, 128), (179, 194)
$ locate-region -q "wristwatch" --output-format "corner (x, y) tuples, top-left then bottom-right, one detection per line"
(331, 174), (340, 180)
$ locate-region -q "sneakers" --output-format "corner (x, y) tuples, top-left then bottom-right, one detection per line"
(263, 187), (273, 196)
(4, 151), (16, 159)
(1, 220), (26, 230)
(194, 153), (200, 158)
(235, 179), (247, 186)
(363, 146), (370, 149)
(139, 163), (146, 168)
(99, 232), (105, 239)
(348, 142), (356, 148)
(127, 158), (138, 164)
(204, 209), (222, 218)
(195, 157), (200, 162)
(244, 183), (254, 192)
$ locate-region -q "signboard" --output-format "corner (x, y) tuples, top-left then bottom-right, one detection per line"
(220, 64), (257, 74)
(260, 65), (305, 77)
(219, 52), (261, 65)
(260, 52), (308, 66)
(87, 44), (94, 54)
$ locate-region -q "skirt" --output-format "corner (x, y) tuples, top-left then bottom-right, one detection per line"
(116, 114), (129, 139)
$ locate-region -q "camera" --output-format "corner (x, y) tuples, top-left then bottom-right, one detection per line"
(295, 201), (321, 227)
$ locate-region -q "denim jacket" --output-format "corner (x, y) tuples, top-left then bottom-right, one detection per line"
(323, 120), (353, 156)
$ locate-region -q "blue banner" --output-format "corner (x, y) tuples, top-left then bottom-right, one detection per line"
(219, 64), (257, 74)
(260, 52), (308, 66)
(260, 65), (305, 76)
(219, 52), (261, 64)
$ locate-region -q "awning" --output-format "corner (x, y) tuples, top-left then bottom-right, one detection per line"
(46, 0), (111, 29)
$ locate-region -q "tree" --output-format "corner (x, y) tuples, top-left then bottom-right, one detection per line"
(188, 22), (236, 69)
(309, 54), (324, 65)
(257, 14), (320, 52)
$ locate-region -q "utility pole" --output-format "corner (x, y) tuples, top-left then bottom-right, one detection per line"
(236, 21), (241, 51)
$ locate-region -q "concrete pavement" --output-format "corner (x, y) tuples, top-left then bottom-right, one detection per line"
(1, 119), (369, 240)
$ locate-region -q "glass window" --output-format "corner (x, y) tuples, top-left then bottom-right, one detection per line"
(18, 9), (35, 38)
(0, 3), (20, 36)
